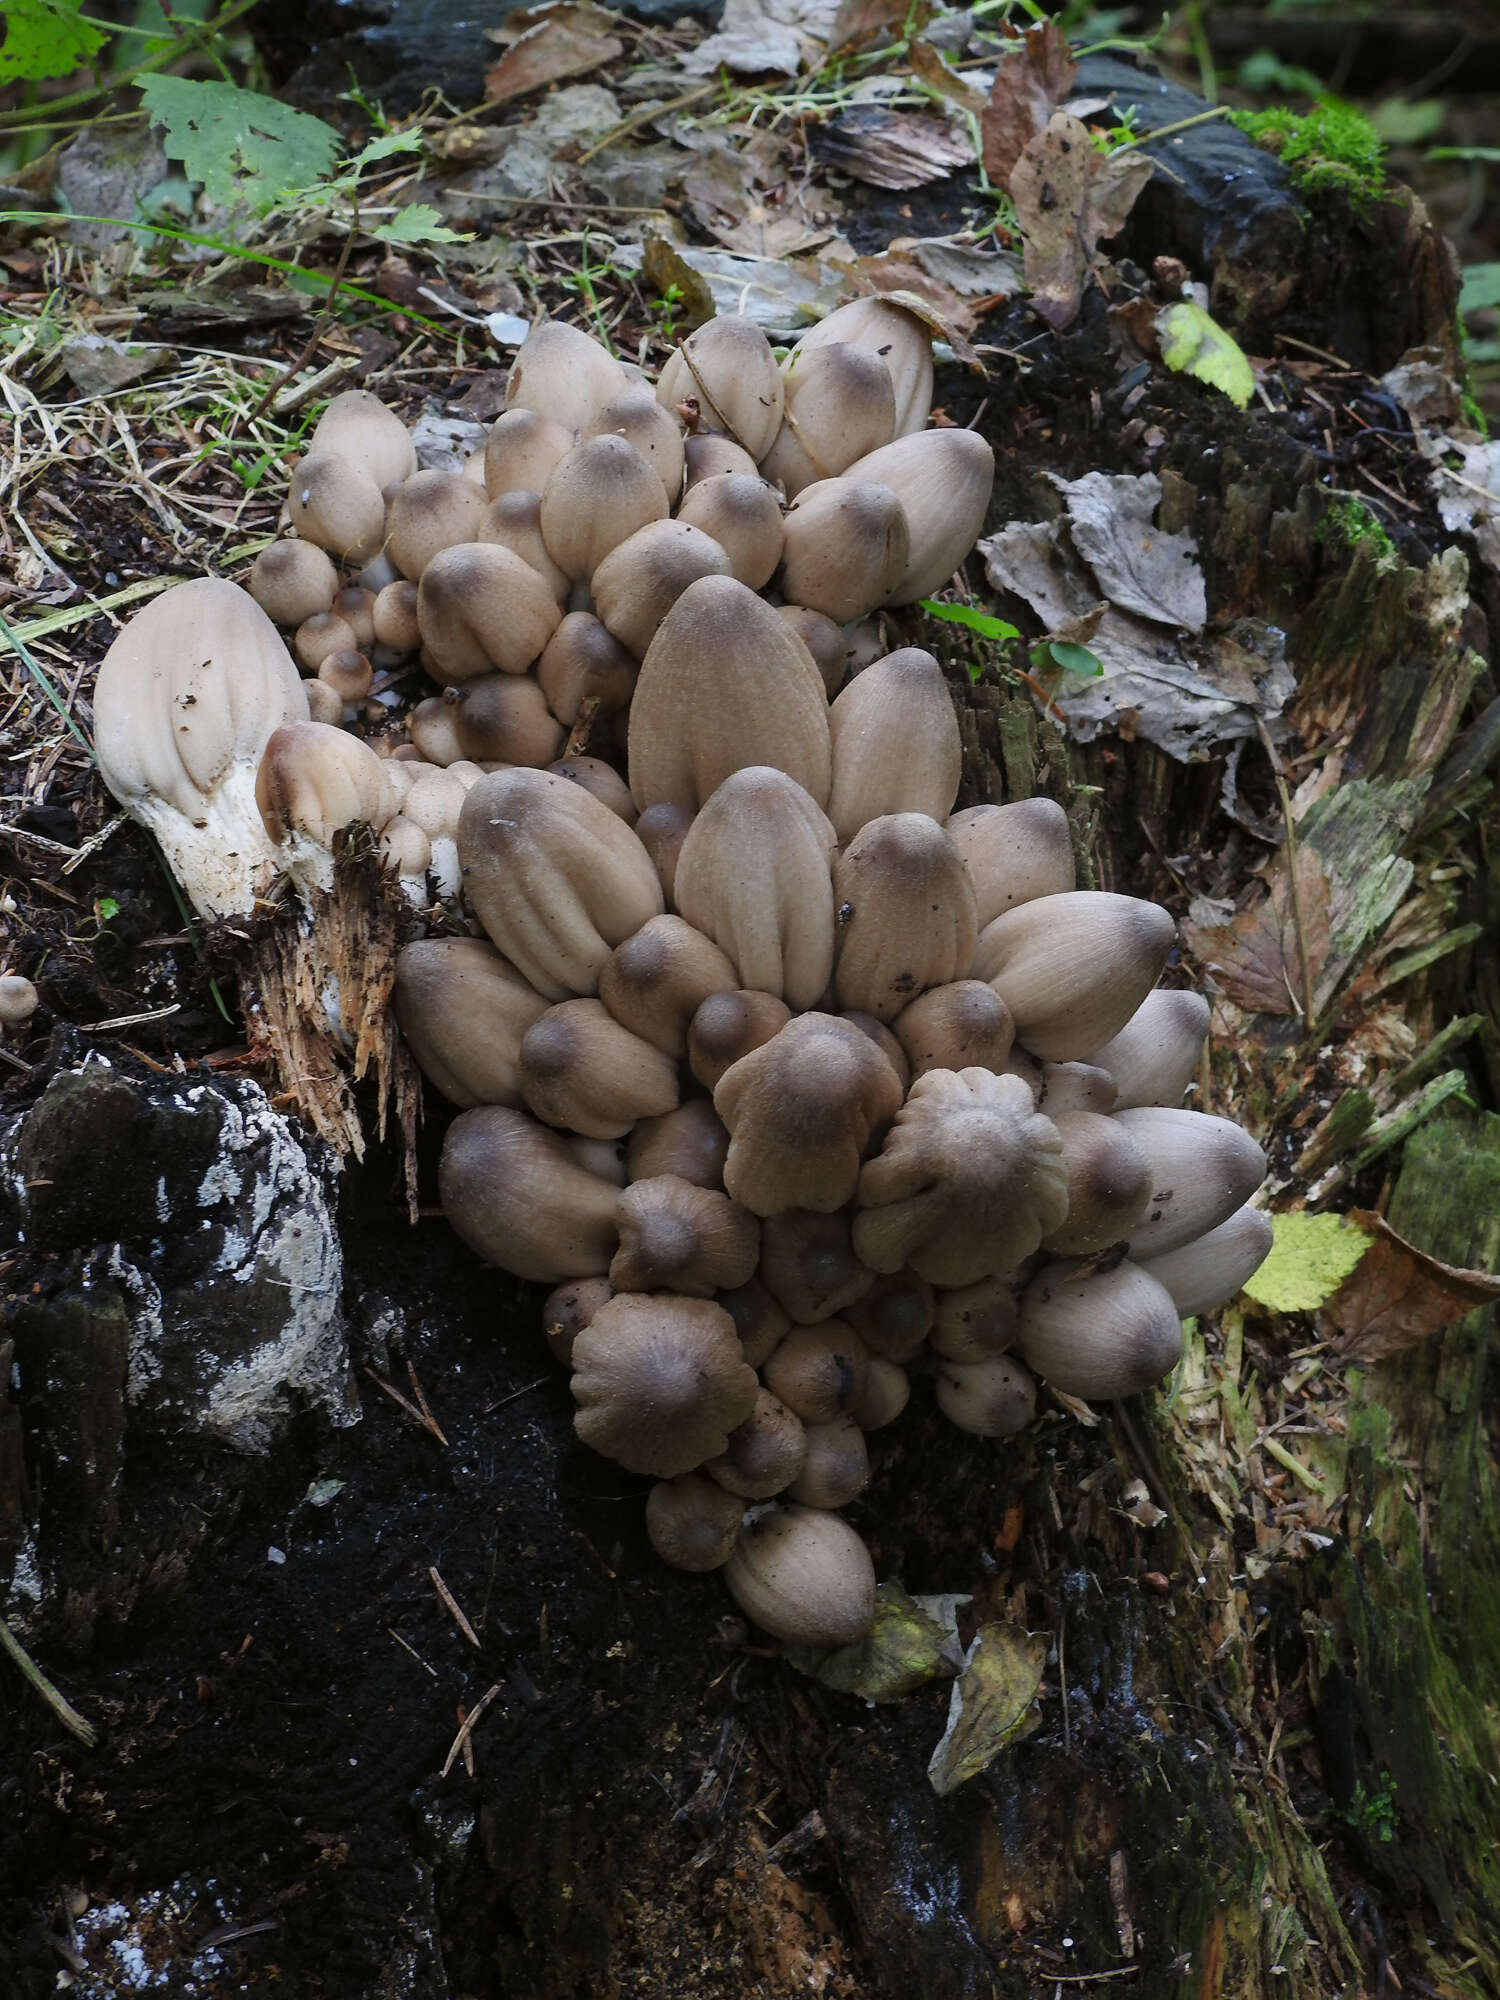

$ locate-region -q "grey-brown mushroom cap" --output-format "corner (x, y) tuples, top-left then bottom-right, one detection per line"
(610, 1175), (760, 1296)
(832, 812), (979, 1023)
(1084, 988), (1212, 1110)
(439, 1105), (618, 1283)
(395, 936), (549, 1108)
(1138, 1204), (1273, 1318)
(0, 974), (39, 1027)
(1116, 1106), (1268, 1258)
(723, 1505), (877, 1648)
(646, 1475), (747, 1572)
(570, 1293), (759, 1477)
(599, 915), (739, 1058)
(1017, 1257), (1184, 1400)
(934, 1354), (1036, 1437)
(975, 891), (1177, 1063)
(704, 1388), (809, 1499)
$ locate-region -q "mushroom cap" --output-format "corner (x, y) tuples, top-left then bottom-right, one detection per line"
(853, 1067), (1069, 1286)
(303, 388), (416, 490)
(1084, 988), (1212, 1111)
(416, 541), (563, 682)
(791, 296), (934, 436)
(295, 610), (359, 673)
(249, 540), (339, 627)
(303, 679), (345, 726)
(519, 997), (680, 1138)
(479, 490), (571, 605)
(636, 803), (694, 909)
(548, 755), (637, 823)
(1037, 1062), (1118, 1119)
(687, 989), (792, 1093)
(715, 1012), (905, 1216)
(717, 1274), (791, 1369)
(675, 768), (838, 1012)
(1115, 1107), (1268, 1258)
(723, 1505), (877, 1648)
(373, 579), (422, 653)
(0, 974), (39, 1027)
(317, 648), (374, 705)
(395, 937), (549, 1108)
(332, 586), (377, 649)
(778, 605), (847, 697)
(570, 1293), (758, 1477)
(1017, 1258), (1184, 1400)
(841, 428), (995, 604)
(975, 891), (1177, 1063)
(583, 385), (687, 506)
(761, 340), (898, 499)
(704, 1388), (809, 1499)
(379, 814), (431, 898)
(611, 1175), (759, 1295)
(758, 1208), (876, 1325)
(255, 721), (395, 851)
(484, 407), (575, 501)
(458, 767), (664, 1000)
(537, 612), (638, 726)
(540, 434), (669, 582)
(826, 647), (961, 841)
(1138, 1204), (1273, 1318)
(599, 914), (739, 1057)
(778, 477), (910, 624)
(839, 1010), (911, 1092)
(895, 980), (1015, 1079)
(849, 1355), (909, 1431)
(439, 1104), (618, 1282)
(626, 1100), (731, 1189)
(945, 800), (1075, 928)
(684, 432), (759, 487)
(590, 518), (732, 658)
(657, 317), (785, 462)
(627, 576), (831, 815)
(505, 318), (632, 435)
(386, 468), (490, 580)
(833, 813), (980, 1023)
(930, 1275), (1019, 1363)
(646, 1474), (746, 1572)
(844, 1271), (935, 1363)
(412, 676), (563, 768)
(674, 473), (785, 591)
(935, 1354), (1036, 1437)
(761, 1320), (869, 1425)
(285, 452), (386, 565)
(788, 1414), (869, 1508)
(1043, 1110), (1153, 1256)
(541, 1276), (614, 1365)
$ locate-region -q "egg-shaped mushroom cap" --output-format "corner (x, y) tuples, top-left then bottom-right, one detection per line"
(548, 755), (636, 823)
(250, 540), (339, 627)
(1037, 1062), (1118, 1118)
(440, 1104), (619, 1283)
(591, 518), (732, 659)
(537, 612), (638, 726)
(646, 1474), (746, 1572)
(842, 428), (995, 604)
(303, 388), (416, 490)
(478, 490), (570, 605)
(945, 799), (1075, 928)
(760, 341), (898, 500)
(386, 468), (489, 580)
(684, 432), (760, 487)
(724, 1505), (877, 1648)
(571, 1293), (758, 1477)
(853, 1067), (1069, 1287)
(687, 988), (792, 1092)
(791, 296), (934, 436)
(395, 936), (550, 1108)
(758, 1208), (876, 1326)
(373, 579), (422, 653)
(715, 1012), (905, 1217)
(583, 385), (686, 506)
(778, 605), (847, 697)
(1043, 1110), (1153, 1257)
(834, 813), (979, 1023)
(484, 407), (575, 501)
(657, 317), (785, 462)
(936, 1354), (1036, 1437)
(627, 1100), (731, 1190)
(1017, 1258), (1184, 1401)
(600, 914), (738, 1057)
(717, 1273), (791, 1369)
(540, 434), (669, 583)
(459, 767), (664, 1000)
(704, 1388), (808, 1500)
(505, 318), (632, 436)
(541, 1276), (614, 1366)
(675, 473), (784, 591)
(415, 676), (563, 769)
(825, 646), (960, 842)
(611, 1174), (759, 1296)
(778, 477), (910, 626)
(850, 1356), (909, 1431)
(1115, 1107), (1268, 1259)
(417, 541), (563, 683)
(895, 980), (1015, 1079)
(0, 975), (39, 1027)
(844, 1271), (935, 1363)
(788, 1414), (870, 1509)
(930, 1275), (1019, 1363)
(255, 720), (396, 849)
(285, 453), (387, 565)
(1138, 1204), (1273, 1319)
(628, 576), (831, 816)
(975, 891), (1176, 1063)
(761, 1320), (869, 1425)
(519, 997), (680, 1139)
(295, 610), (359, 673)
(636, 803), (693, 909)
(1083, 988), (1212, 1110)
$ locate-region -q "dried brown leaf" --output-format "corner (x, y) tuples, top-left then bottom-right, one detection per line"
(980, 20), (1076, 187)
(909, 40), (987, 115)
(828, 0), (928, 53)
(1009, 113), (1152, 331)
(483, 2), (623, 102)
(819, 108), (972, 190)
(1184, 848), (1333, 1018)
(1326, 1210), (1500, 1361)
(641, 232), (717, 329)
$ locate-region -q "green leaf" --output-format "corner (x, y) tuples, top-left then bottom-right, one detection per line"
(136, 77), (342, 214)
(786, 1585), (964, 1701)
(0, 0), (107, 84)
(1459, 263), (1500, 319)
(1431, 147), (1500, 164)
(917, 599), (1020, 643)
(347, 129), (426, 171)
(1241, 1211), (1372, 1314)
(96, 895), (119, 923)
(1157, 302), (1255, 412)
(373, 203), (470, 246)
(927, 1623), (1046, 1796)
(1033, 639), (1103, 677)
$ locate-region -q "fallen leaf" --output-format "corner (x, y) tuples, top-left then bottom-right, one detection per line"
(58, 334), (164, 395)
(1326, 1209), (1500, 1360)
(641, 230), (718, 330)
(927, 1623), (1045, 1795)
(909, 39), (987, 116)
(625, 235), (847, 331)
(786, 1583), (966, 1698)
(890, 236), (1022, 301)
(818, 108), (972, 190)
(980, 19), (1076, 187)
(482, 2), (622, 102)
(1009, 113), (1152, 331)
(1241, 1211), (1372, 1315)
(1429, 436), (1500, 579)
(828, 0), (927, 53)
(1157, 301), (1255, 411)
(1056, 470), (1207, 631)
(679, 0), (839, 76)
(1184, 848), (1333, 1017)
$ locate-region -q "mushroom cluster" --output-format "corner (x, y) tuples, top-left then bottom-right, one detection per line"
(91, 303), (1272, 1651)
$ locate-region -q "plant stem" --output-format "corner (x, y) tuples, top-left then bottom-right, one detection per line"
(0, 1615), (98, 1748)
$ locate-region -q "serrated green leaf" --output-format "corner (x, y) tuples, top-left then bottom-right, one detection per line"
(373, 203), (470, 246)
(137, 77), (341, 214)
(1157, 301), (1255, 412)
(1241, 1211), (1372, 1314)
(348, 129), (426, 171)
(918, 599), (1020, 643)
(0, 0), (107, 84)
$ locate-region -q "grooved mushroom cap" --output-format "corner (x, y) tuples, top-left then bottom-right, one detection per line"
(833, 814), (979, 1023)
(479, 491), (570, 604)
(945, 800), (1075, 928)
(935, 1354), (1036, 1437)
(704, 1388), (808, 1499)
(591, 518), (732, 657)
(714, 1012), (905, 1217)
(717, 1274), (791, 1368)
(255, 721), (397, 888)
(540, 434), (669, 582)
(1138, 1204), (1273, 1318)
(792, 296), (934, 436)
(842, 428), (995, 604)
(675, 768), (838, 1011)
(1115, 1107), (1268, 1258)
(599, 914), (738, 1057)
(646, 1474), (746, 1572)
(758, 1208), (875, 1325)
(416, 541), (563, 683)
(760, 342), (897, 500)
(386, 468), (489, 579)
(896, 980), (1015, 1079)
(548, 755), (637, 823)
(826, 647), (961, 842)
(778, 477), (910, 624)
(458, 767), (664, 1000)
(570, 1293), (758, 1477)
(674, 474), (784, 591)
(853, 1068), (1069, 1286)
(788, 1414), (869, 1508)
(627, 576), (831, 815)
(1043, 1111), (1152, 1256)
(657, 317), (785, 462)
(974, 891), (1177, 1062)
(505, 318), (632, 436)
(249, 540), (339, 627)
(302, 388), (416, 491)
(1084, 988), (1212, 1110)
(0, 975), (39, 1027)
(439, 1104), (618, 1282)
(94, 578), (309, 917)
(626, 1100), (731, 1189)
(1017, 1258), (1184, 1400)
(761, 1320), (869, 1425)
(484, 407), (575, 501)
(724, 1505), (877, 1648)
(611, 1175), (759, 1295)
(412, 676), (563, 768)
(844, 1271), (934, 1362)
(519, 997), (680, 1138)
(583, 385), (686, 505)
(687, 989), (792, 1092)
(541, 1276), (614, 1366)
(395, 936), (550, 1108)
(285, 454), (387, 565)
(537, 612), (638, 725)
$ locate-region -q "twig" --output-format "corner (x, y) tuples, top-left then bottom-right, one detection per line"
(80, 1003), (182, 1033)
(577, 82), (720, 164)
(364, 1363), (446, 1442)
(246, 215), (359, 428)
(0, 1616), (98, 1747)
(430, 1566), (482, 1649)
(440, 1681), (503, 1777)
(1125, 104), (1229, 151)
(405, 1357), (449, 1446)
(389, 1626), (440, 1678)
(1057, 1604), (1070, 1758)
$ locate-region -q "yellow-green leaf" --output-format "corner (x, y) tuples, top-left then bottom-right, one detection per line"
(927, 1623), (1045, 1795)
(1157, 302), (1255, 411)
(786, 1583), (964, 1700)
(1242, 1210), (1372, 1314)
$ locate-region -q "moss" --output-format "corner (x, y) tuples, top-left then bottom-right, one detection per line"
(1229, 101), (1386, 208)
(1316, 494), (1396, 563)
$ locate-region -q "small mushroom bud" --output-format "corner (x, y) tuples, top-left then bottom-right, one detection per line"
(684, 432), (759, 486)
(715, 1013), (905, 1216)
(295, 610), (359, 673)
(788, 1414), (869, 1508)
(0, 974), (39, 1027)
(717, 1274), (791, 1369)
(760, 342), (897, 499)
(548, 756), (636, 823)
(834, 814), (979, 1023)
(413, 676), (564, 768)
(762, 1321), (869, 1425)
(843, 1272), (934, 1363)
(976, 892), (1177, 1062)
(627, 1101), (730, 1189)
(646, 1475), (746, 1572)
(896, 981), (1015, 1079)
(458, 767), (664, 1000)
(759, 1209), (875, 1325)
(675, 473), (785, 590)
(537, 612), (638, 725)
(331, 586), (377, 650)
(255, 720), (396, 890)
(704, 1389), (808, 1499)
(485, 407), (576, 500)
(946, 800), (1075, 927)
(1018, 1258), (1184, 1400)
(636, 803), (692, 909)
(583, 385), (686, 505)
(479, 490), (571, 604)
(1085, 989), (1212, 1110)
(540, 435), (669, 583)
(779, 478), (910, 624)
(1043, 1111), (1153, 1255)
(850, 1356), (909, 1431)
(778, 605), (847, 696)
(1138, 1204), (1273, 1318)
(416, 541), (563, 682)
(792, 296), (934, 436)
(399, 766), (469, 898)
(935, 1354), (1036, 1437)
(1115, 1107), (1268, 1258)
(610, 1175), (759, 1295)
(505, 318), (632, 436)
(930, 1276), (1018, 1363)
(628, 577), (831, 816)
(250, 540), (338, 627)
(723, 1505), (877, 1648)
(827, 646), (960, 841)
(675, 768), (838, 1011)
(440, 1104), (619, 1282)
(286, 453), (387, 564)
(591, 519), (732, 658)
(600, 914), (738, 1057)
(373, 579), (422, 653)
(542, 1276), (614, 1365)
(395, 937), (549, 1107)
(318, 648), (374, 708)
(520, 998), (680, 1138)
(570, 1293), (758, 1476)
(842, 428), (995, 604)
(658, 317), (785, 461)
(1038, 1062), (1118, 1118)
(687, 989), (792, 1092)
(303, 679), (344, 725)
(379, 815), (431, 903)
